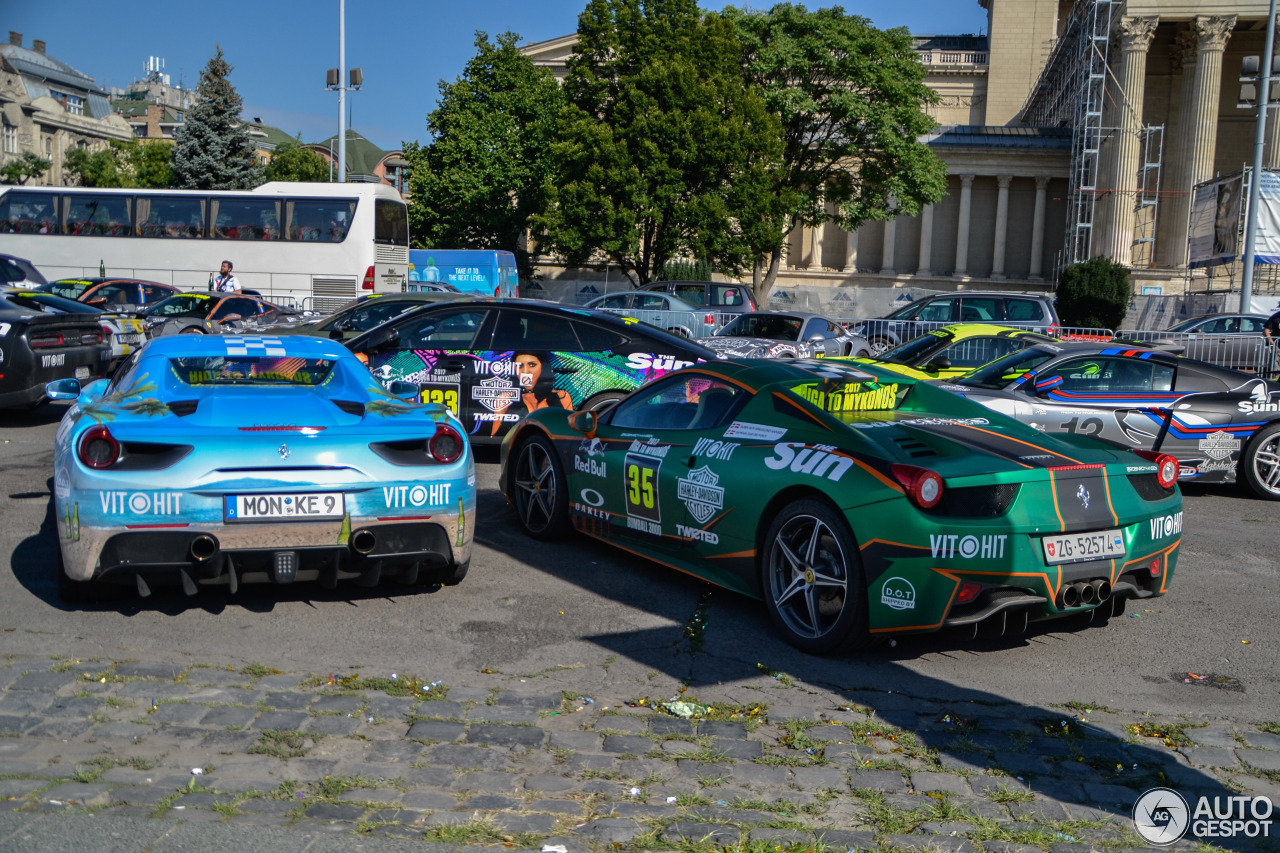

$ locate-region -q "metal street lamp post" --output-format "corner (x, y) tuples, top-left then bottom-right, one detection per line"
(325, 0), (362, 183)
(1240, 0), (1279, 311)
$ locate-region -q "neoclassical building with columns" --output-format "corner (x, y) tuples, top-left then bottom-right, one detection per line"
(521, 0), (1278, 295)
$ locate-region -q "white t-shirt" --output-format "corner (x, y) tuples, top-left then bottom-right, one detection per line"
(214, 274), (240, 293)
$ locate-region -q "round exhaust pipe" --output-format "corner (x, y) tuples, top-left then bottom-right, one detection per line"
(1078, 581), (1097, 605)
(1090, 578), (1112, 603)
(189, 534), (218, 562)
(350, 529), (377, 556)
(1059, 583), (1080, 608)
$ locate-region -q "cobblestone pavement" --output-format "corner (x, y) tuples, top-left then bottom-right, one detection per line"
(0, 656), (1276, 852)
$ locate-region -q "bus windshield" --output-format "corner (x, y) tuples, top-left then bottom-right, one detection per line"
(148, 294), (216, 318)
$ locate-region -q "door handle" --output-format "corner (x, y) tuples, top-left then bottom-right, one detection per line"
(438, 357), (469, 372)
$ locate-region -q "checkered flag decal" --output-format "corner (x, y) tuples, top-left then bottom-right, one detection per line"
(223, 337), (287, 357)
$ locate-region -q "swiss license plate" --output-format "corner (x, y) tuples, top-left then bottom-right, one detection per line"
(224, 492), (345, 522)
(1041, 529), (1125, 565)
(74, 366), (90, 380)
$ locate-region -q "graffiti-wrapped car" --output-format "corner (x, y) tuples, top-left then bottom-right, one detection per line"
(703, 312), (870, 359)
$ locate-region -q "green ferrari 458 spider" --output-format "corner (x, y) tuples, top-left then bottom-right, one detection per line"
(498, 359), (1183, 653)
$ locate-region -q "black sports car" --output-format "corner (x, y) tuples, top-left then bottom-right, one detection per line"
(702, 311), (870, 358)
(0, 291), (111, 409)
(941, 342), (1280, 499)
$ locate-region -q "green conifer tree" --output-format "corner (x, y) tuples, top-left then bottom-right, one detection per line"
(170, 47), (263, 189)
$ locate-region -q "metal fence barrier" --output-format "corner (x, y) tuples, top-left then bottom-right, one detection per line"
(596, 308), (742, 338)
(1116, 329), (1277, 375)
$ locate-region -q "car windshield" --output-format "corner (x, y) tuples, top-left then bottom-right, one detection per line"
(169, 356), (337, 386)
(45, 280), (95, 300)
(716, 314), (802, 341)
(956, 348), (1057, 389)
(1167, 317), (1210, 332)
(879, 330), (953, 365)
(320, 298), (420, 332)
(148, 294), (216, 318)
(3, 291), (99, 315)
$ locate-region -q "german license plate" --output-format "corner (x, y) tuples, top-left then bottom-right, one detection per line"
(1041, 529), (1125, 565)
(224, 492), (344, 522)
(74, 366), (90, 380)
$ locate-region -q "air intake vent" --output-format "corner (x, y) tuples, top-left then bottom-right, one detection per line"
(333, 399), (365, 417)
(926, 483), (1020, 518)
(891, 435), (937, 458)
(311, 276), (358, 314)
(376, 245), (408, 264)
(169, 399), (199, 417)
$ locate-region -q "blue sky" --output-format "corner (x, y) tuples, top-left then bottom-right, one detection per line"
(7, 1), (988, 153)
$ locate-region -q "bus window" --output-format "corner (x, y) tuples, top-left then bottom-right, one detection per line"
(65, 194), (131, 237)
(0, 191), (58, 234)
(136, 196), (205, 238)
(287, 199), (355, 243)
(374, 199), (409, 245)
(212, 198), (281, 241)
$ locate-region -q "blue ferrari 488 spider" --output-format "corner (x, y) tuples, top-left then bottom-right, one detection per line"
(48, 335), (475, 602)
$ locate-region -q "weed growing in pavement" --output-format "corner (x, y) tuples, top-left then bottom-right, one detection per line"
(517, 663), (583, 679)
(72, 689), (91, 699)
(1061, 700), (1117, 714)
(69, 756), (115, 783)
(985, 782), (1034, 804)
(273, 780), (300, 800)
(1242, 763), (1280, 784)
(1128, 722), (1201, 747)
(248, 730), (311, 760)
(240, 663), (280, 679)
(312, 774), (377, 800)
(304, 672), (448, 700)
(755, 662), (794, 688)
(421, 818), (506, 845)
(777, 718), (822, 752)
(852, 789), (925, 834)
(602, 654), (618, 672)
(212, 802), (239, 817)
(679, 748), (731, 763)
(1258, 722), (1280, 735)
(548, 747), (572, 764)
(696, 773), (729, 788)
(754, 753), (827, 767)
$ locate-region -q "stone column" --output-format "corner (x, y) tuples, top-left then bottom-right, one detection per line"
(843, 227), (859, 271)
(954, 175), (974, 277)
(1176, 16), (1237, 265)
(881, 217), (897, 275)
(916, 204), (934, 275)
(1104, 16), (1158, 265)
(991, 175), (1013, 279)
(810, 221), (826, 270)
(1030, 177), (1050, 279)
(1160, 27), (1199, 267)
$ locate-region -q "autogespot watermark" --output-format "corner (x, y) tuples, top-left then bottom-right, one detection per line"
(1133, 787), (1274, 845)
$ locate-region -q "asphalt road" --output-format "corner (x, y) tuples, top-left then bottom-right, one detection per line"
(2, 402), (1277, 726)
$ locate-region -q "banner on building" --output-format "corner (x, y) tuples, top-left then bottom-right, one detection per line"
(1251, 170), (1280, 266)
(1189, 174), (1243, 268)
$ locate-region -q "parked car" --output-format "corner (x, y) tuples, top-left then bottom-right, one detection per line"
(2, 289), (147, 368)
(499, 357), (1181, 652)
(41, 278), (179, 312)
(637, 280), (757, 317)
(143, 292), (302, 336)
(346, 299), (717, 443)
(944, 341), (1280, 499)
(0, 253), (48, 288)
(270, 292), (466, 341)
(585, 291), (717, 339)
(703, 312), (870, 358)
(848, 291), (1061, 355)
(47, 334), (475, 602)
(856, 324), (1059, 381)
(1119, 314), (1272, 372)
(0, 290), (110, 410)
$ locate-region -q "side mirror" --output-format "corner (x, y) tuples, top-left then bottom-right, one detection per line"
(568, 410), (597, 435)
(366, 326), (401, 353)
(925, 356), (952, 372)
(218, 314), (243, 324)
(79, 378), (110, 402)
(808, 334), (825, 344)
(45, 378), (82, 401)
(387, 380), (418, 400)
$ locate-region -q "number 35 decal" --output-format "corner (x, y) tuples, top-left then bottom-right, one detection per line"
(624, 453), (661, 522)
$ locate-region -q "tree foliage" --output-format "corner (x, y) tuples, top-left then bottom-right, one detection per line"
(64, 140), (172, 188)
(0, 152), (51, 185)
(723, 3), (947, 301)
(535, 0), (784, 286)
(264, 138), (330, 183)
(1056, 256), (1131, 329)
(405, 32), (562, 279)
(170, 47), (263, 189)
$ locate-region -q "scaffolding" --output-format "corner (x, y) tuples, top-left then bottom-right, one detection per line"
(1131, 125), (1164, 267)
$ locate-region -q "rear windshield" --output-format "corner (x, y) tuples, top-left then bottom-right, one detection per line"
(46, 280), (95, 299)
(375, 199), (409, 245)
(880, 330), (953, 364)
(3, 292), (99, 314)
(169, 357), (336, 386)
(149, 294), (216, 318)
(957, 348), (1056, 390)
(717, 314), (802, 341)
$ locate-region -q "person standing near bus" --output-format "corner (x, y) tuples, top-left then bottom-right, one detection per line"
(212, 260), (240, 293)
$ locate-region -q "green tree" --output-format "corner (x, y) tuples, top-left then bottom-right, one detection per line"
(1056, 256), (1131, 329)
(64, 140), (171, 188)
(0, 152), (51, 185)
(170, 47), (263, 189)
(130, 140), (173, 188)
(724, 3), (948, 302)
(536, 0), (784, 286)
(264, 138), (329, 183)
(405, 31), (562, 279)
(64, 147), (125, 187)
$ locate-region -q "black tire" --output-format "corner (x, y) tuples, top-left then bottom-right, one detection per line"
(853, 349), (871, 359)
(510, 434), (571, 540)
(667, 327), (691, 339)
(760, 498), (868, 654)
(581, 392), (626, 414)
(180, 327), (206, 335)
(55, 545), (99, 604)
(868, 336), (894, 356)
(1240, 422), (1280, 500)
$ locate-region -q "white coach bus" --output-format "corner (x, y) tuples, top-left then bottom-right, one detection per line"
(0, 182), (409, 308)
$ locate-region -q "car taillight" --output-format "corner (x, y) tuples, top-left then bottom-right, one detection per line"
(362, 266), (375, 290)
(81, 330), (103, 345)
(704, 314), (715, 326)
(891, 463), (944, 509)
(78, 425), (120, 469)
(1047, 322), (1061, 336)
(1133, 450), (1178, 488)
(494, 286), (501, 297)
(956, 582), (982, 604)
(429, 424), (463, 463)
(29, 333), (64, 348)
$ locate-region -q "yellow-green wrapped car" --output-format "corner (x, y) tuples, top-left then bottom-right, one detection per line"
(851, 324), (1059, 381)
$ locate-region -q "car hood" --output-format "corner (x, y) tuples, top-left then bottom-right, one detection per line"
(703, 337), (790, 355)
